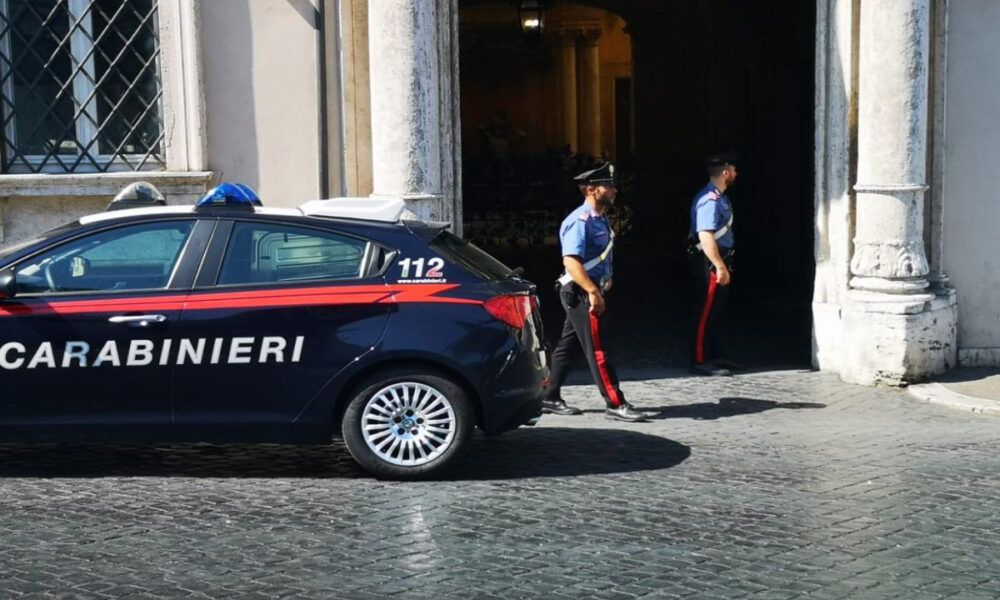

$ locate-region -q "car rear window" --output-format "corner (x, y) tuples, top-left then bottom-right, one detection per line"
(218, 222), (368, 285)
(429, 231), (513, 281)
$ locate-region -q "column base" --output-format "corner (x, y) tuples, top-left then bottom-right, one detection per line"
(839, 288), (957, 385)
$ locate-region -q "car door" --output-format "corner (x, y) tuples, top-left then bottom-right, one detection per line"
(170, 219), (392, 440)
(0, 218), (212, 438)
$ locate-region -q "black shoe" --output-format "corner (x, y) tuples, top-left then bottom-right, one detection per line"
(605, 403), (649, 422)
(714, 358), (745, 371)
(689, 362), (733, 377)
(540, 398), (583, 415)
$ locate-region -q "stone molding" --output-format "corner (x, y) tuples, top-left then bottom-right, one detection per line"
(853, 183), (929, 193)
(0, 172), (214, 198)
(849, 239), (931, 281)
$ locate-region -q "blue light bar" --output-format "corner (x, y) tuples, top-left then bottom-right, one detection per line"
(196, 182), (262, 210)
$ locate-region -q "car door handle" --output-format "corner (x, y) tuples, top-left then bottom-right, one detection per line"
(108, 314), (167, 327)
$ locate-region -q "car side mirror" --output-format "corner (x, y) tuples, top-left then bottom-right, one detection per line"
(0, 268), (15, 300)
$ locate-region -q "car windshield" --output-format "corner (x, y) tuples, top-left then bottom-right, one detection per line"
(429, 231), (513, 281)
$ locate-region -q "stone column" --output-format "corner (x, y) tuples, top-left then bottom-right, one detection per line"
(841, 0), (957, 384)
(557, 31), (578, 153)
(577, 29), (602, 158)
(367, 0), (456, 223)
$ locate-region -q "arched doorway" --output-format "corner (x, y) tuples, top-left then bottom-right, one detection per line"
(459, 0), (816, 369)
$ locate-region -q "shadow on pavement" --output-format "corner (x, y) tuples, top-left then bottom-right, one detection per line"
(451, 427), (690, 479)
(0, 428), (689, 479)
(0, 442), (369, 478)
(652, 397), (826, 420)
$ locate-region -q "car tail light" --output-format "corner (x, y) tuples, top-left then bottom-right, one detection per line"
(483, 295), (536, 329)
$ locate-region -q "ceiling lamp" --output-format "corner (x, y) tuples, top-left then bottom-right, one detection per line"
(519, 0), (545, 35)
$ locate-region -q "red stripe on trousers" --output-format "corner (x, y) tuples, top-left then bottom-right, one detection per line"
(588, 312), (623, 408)
(695, 274), (719, 364)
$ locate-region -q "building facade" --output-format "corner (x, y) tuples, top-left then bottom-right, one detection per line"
(0, 0), (996, 385)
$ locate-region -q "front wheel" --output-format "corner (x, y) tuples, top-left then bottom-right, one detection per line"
(342, 369), (473, 479)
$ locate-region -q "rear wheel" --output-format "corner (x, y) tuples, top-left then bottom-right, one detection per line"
(342, 368), (473, 479)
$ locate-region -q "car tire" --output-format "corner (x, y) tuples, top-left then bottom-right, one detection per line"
(342, 367), (473, 480)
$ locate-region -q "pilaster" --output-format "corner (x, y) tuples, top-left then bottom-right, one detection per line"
(841, 0), (956, 385)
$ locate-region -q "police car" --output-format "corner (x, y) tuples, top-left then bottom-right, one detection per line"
(0, 183), (545, 479)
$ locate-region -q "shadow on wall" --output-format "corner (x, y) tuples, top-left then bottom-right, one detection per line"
(284, 0), (319, 26)
(202, 0), (259, 190)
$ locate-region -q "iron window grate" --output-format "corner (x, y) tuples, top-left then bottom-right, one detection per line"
(0, 0), (164, 173)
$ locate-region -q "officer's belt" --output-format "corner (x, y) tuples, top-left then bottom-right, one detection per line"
(557, 233), (614, 287)
(694, 213), (734, 251)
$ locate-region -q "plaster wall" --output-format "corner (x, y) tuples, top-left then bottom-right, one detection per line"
(941, 0), (1000, 363)
(200, 0), (325, 207)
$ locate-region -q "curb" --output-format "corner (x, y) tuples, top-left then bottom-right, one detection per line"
(907, 382), (1000, 417)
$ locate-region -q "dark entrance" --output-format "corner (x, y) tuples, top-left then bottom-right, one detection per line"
(459, 0), (816, 369)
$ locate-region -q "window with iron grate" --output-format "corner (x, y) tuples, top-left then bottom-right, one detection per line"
(0, 0), (163, 173)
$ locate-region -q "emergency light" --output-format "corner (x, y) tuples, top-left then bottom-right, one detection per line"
(106, 181), (166, 211)
(196, 182), (262, 210)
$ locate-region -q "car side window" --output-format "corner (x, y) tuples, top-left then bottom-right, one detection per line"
(14, 221), (195, 295)
(217, 222), (368, 285)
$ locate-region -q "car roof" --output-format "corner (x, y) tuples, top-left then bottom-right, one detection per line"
(73, 202), (446, 239)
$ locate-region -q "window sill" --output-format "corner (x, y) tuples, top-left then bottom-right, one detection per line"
(0, 171), (214, 198)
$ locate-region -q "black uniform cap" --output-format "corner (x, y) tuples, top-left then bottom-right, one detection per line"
(706, 150), (738, 168)
(574, 162), (616, 185)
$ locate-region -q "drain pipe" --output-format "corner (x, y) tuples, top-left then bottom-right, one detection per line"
(315, 0), (330, 198)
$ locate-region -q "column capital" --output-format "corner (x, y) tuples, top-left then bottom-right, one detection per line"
(554, 30), (579, 46)
(580, 29), (602, 46)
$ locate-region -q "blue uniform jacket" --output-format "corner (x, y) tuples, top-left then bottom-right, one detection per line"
(690, 183), (734, 249)
(559, 203), (613, 283)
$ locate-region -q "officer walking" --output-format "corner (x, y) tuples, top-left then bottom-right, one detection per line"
(541, 163), (648, 422)
(689, 151), (742, 376)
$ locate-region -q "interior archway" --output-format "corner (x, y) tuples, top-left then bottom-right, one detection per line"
(459, 0), (816, 369)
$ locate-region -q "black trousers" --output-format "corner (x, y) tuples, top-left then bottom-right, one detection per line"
(543, 284), (626, 408)
(689, 249), (734, 364)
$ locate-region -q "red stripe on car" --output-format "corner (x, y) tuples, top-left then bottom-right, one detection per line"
(0, 283), (478, 318)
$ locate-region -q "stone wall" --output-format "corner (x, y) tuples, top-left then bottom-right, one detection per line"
(200, 0), (330, 207)
(941, 0), (1000, 366)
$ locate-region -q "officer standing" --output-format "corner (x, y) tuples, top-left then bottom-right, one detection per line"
(689, 151), (742, 376)
(541, 163), (648, 422)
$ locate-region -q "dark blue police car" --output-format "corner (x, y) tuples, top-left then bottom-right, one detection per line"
(0, 183), (545, 479)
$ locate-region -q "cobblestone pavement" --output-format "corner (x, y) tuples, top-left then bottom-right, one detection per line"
(2, 369), (1000, 599)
